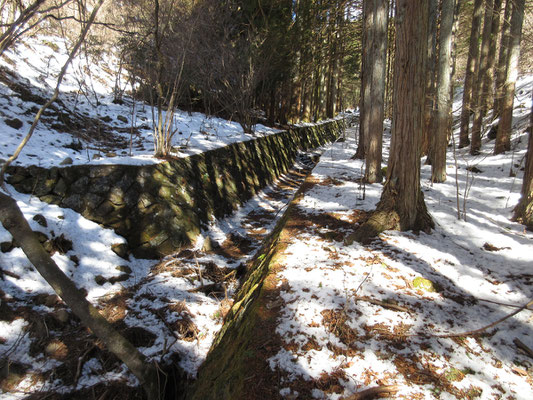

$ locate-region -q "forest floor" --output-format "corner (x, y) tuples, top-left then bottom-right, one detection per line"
(245, 119), (533, 400)
(0, 34), (532, 399)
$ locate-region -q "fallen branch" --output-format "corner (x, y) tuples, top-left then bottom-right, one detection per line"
(478, 297), (533, 310)
(353, 296), (411, 314)
(343, 385), (399, 400)
(433, 299), (533, 338)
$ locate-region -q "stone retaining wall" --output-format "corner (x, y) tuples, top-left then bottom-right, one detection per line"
(7, 120), (345, 258)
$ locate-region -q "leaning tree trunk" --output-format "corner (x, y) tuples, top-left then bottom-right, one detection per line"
(0, 192), (160, 399)
(365, 0), (388, 184)
(513, 91), (533, 229)
(495, 0), (525, 155)
(431, 0), (456, 183)
(346, 0), (434, 244)
(470, 0), (495, 155)
(458, 0), (483, 148)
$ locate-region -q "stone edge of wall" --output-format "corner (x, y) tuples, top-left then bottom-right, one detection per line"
(185, 164), (312, 400)
(6, 119), (346, 259)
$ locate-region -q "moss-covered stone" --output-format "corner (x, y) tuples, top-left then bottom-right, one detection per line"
(413, 277), (437, 292)
(8, 119), (345, 260)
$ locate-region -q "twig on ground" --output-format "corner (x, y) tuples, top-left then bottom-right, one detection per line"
(514, 338), (533, 359)
(432, 299), (533, 338)
(353, 296), (411, 314)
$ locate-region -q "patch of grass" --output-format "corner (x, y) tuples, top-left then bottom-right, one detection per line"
(445, 367), (465, 382)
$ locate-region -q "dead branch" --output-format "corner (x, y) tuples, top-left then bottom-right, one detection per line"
(434, 299), (533, 338)
(342, 385), (400, 400)
(353, 296), (411, 314)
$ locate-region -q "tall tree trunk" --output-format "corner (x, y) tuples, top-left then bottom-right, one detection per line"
(493, 0), (512, 118)
(384, 0), (395, 119)
(354, 0), (373, 159)
(422, 0), (438, 158)
(513, 91), (533, 229)
(431, 0), (456, 183)
(481, 0), (503, 114)
(0, 193), (160, 399)
(494, 0), (525, 154)
(471, 0), (495, 155)
(365, 0), (388, 184)
(459, 0), (483, 148)
(347, 0), (434, 244)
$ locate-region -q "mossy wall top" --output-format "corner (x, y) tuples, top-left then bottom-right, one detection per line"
(7, 120), (344, 258)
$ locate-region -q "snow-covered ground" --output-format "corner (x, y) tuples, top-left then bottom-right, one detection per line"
(268, 79), (533, 399)
(0, 32), (532, 399)
(0, 35), (323, 397)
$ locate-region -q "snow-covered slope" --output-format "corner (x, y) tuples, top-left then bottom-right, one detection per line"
(0, 35), (280, 169)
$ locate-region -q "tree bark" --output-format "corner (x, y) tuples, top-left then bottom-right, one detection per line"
(354, 0), (374, 159)
(431, 0), (456, 183)
(494, 0), (525, 154)
(459, 0), (483, 148)
(470, 0), (495, 155)
(422, 0), (438, 158)
(513, 91), (533, 229)
(481, 0), (503, 113)
(364, 0), (388, 184)
(493, 0), (512, 118)
(347, 0), (434, 244)
(0, 192), (160, 399)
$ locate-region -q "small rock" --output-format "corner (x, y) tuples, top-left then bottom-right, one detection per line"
(0, 241), (14, 253)
(115, 265), (132, 274)
(466, 165), (483, 174)
(44, 294), (60, 307)
(32, 214), (48, 227)
(111, 243), (130, 260)
(201, 236), (214, 252)
(45, 340), (68, 360)
(5, 118), (23, 130)
(64, 140), (83, 152)
(69, 255), (80, 266)
(106, 152), (117, 158)
(117, 115), (128, 123)
(95, 275), (107, 286)
(51, 309), (69, 324)
(108, 274), (130, 284)
(59, 157), (73, 166)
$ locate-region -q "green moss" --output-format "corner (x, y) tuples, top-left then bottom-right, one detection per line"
(413, 277), (437, 292)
